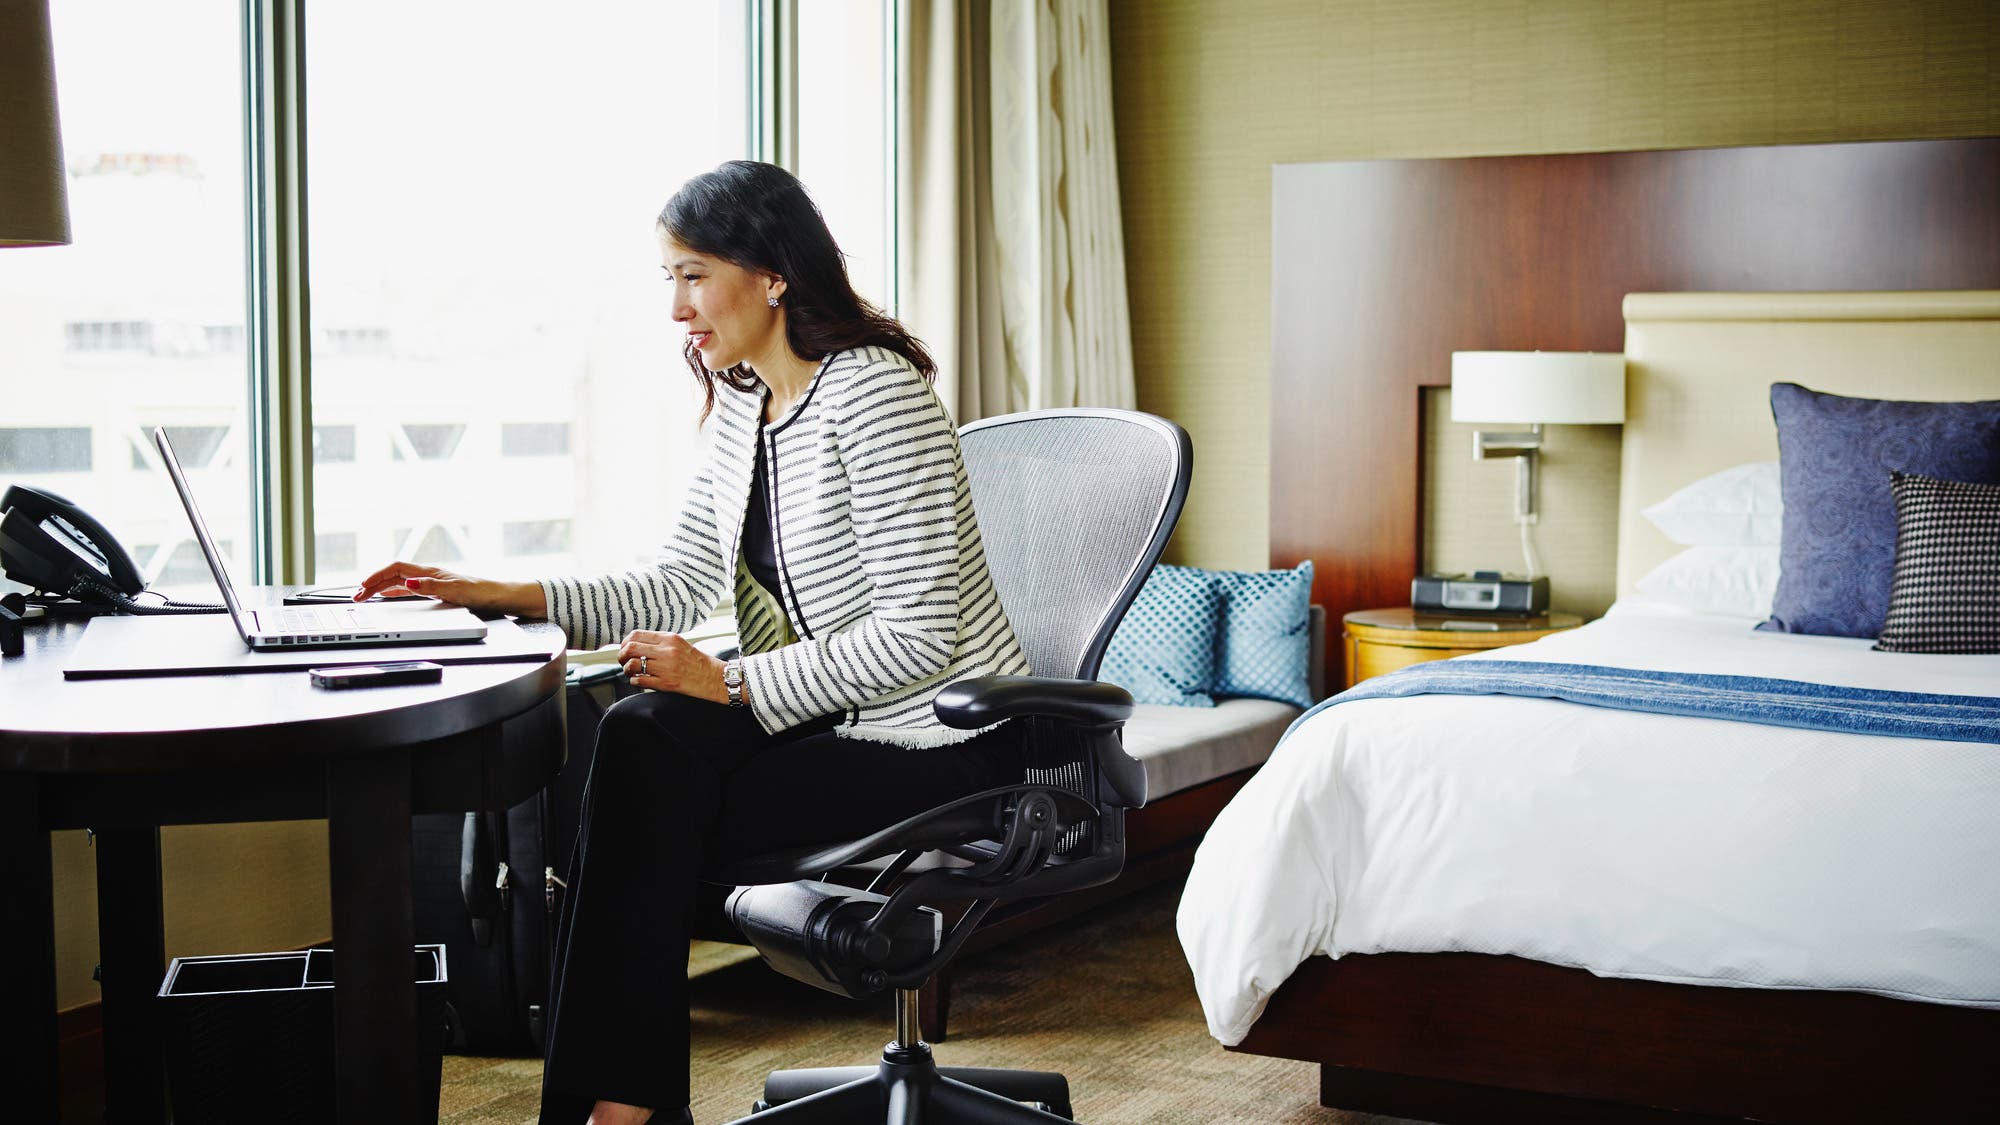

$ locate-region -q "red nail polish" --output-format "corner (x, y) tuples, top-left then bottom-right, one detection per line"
(405, 578), (421, 589)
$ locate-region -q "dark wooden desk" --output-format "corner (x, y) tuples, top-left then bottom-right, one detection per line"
(0, 596), (567, 1123)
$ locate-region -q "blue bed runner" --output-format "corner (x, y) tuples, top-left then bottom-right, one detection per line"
(1283, 660), (2000, 746)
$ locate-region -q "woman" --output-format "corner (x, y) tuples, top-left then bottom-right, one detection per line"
(354, 160), (1032, 1124)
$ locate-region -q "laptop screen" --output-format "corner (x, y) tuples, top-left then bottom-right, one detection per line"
(152, 426), (255, 643)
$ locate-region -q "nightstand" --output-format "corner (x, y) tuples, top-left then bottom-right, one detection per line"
(1342, 607), (1584, 689)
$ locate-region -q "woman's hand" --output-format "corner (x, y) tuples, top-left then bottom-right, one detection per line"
(618, 631), (728, 703)
(352, 561), (549, 618)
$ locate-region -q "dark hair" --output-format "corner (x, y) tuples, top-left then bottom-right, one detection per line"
(659, 160), (934, 421)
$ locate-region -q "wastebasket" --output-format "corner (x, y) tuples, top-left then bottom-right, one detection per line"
(157, 944), (450, 1125)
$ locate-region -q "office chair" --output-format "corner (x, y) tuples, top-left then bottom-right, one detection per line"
(714, 408), (1192, 1123)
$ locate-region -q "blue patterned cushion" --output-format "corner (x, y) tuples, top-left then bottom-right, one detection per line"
(1761, 384), (2000, 639)
(1098, 564), (1221, 707)
(1212, 561), (1314, 709)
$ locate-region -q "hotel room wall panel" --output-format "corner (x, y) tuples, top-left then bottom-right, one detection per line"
(50, 832), (99, 1013)
(1269, 138), (2000, 669)
(52, 822), (330, 1012)
(1424, 392), (1623, 619)
(1109, 0), (2000, 571)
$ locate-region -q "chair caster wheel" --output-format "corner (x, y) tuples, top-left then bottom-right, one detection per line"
(750, 1099), (772, 1113)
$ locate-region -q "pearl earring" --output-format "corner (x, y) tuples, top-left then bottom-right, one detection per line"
(768, 297), (779, 308)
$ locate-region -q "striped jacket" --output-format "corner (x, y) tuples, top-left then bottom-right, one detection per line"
(539, 346), (1031, 748)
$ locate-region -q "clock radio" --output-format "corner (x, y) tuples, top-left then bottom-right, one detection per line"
(1411, 571), (1549, 616)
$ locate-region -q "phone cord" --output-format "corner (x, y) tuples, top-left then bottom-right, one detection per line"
(68, 575), (227, 616)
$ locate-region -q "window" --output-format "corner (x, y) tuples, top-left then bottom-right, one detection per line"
(304, 0), (751, 586)
(314, 531), (358, 574)
(502, 423), (571, 458)
(503, 519), (574, 557)
(321, 326), (390, 356)
(204, 324), (244, 354)
(391, 526), (468, 567)
(0, 0), (250, 601)
(0, 428), (93, 474)
(1, 4), (893, 602)
(129, 426), (228, 471)
(393, 425), (467, 463)
(64, 320), (155, 353)
(153, 538), (235, 587)
(312, 425), (356, 464)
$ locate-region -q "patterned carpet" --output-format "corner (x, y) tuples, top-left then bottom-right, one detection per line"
(435, 879), (1423, 1124)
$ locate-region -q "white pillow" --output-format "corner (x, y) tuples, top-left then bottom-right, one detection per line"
(1642, 461), (1782, 546)
(1634, 545), (1780, 619)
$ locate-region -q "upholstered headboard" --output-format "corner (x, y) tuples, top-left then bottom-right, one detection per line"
(1615, 290), (2000, 597)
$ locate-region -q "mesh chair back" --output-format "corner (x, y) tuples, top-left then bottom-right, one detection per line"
(959, 409), (1191, 683)
(959, 410), (1188, 849)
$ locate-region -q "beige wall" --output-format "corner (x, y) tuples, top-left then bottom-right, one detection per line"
(1423, 390), (1624, 619)
(1110, 0), (2000, 571)
(53, 823), (330, 1011)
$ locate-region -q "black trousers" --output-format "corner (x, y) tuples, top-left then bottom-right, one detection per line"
(537, 691), (1025, 1122)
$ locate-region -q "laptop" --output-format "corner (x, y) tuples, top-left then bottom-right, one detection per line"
(154, 426), (489, 650)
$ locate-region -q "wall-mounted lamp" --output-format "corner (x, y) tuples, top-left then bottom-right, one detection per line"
(0, 0), (72, 247)
(1450, 351), (1625, 575)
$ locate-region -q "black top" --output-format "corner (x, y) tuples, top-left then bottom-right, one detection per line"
(0, 601), (565, 773)
(742, 434), (782, 599)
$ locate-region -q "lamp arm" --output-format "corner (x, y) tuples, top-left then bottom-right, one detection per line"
(1470, 423), (1542, 523)
(1468, 423), (1543, 458)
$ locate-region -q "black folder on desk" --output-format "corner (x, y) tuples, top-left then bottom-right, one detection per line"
(63, 612), (559, 680)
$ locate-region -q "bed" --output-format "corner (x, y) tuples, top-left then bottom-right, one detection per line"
(1180, 291), (2000, 1122)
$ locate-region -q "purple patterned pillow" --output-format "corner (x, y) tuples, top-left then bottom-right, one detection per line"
(1760, 383), (2000, 639)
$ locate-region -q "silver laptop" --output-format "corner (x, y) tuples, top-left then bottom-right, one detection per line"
(154, 426), (489, 650)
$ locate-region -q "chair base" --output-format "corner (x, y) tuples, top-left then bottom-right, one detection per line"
(728, 1040), (1074, 1123)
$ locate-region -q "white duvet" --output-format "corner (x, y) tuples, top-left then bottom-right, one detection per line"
(1177, 601), (2000, 1046)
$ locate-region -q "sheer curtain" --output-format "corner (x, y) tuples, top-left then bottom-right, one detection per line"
(897, 0), (1135, 423)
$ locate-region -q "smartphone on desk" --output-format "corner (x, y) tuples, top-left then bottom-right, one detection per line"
(309, 661), (444, 689)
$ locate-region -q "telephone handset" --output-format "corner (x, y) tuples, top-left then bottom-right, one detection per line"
(1, 483), (221, 614)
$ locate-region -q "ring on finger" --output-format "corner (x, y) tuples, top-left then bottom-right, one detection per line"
(640, 655), (648, 676)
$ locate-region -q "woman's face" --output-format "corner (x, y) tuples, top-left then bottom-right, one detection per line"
(661, 232), (784, 374)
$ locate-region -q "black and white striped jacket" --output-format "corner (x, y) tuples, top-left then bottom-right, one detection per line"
(539, 346), (1031, 748)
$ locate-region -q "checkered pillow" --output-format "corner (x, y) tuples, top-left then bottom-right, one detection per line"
(1099, 564), (1221, 706)
(1874, 472), (2000, 654)
(1213, 561), (1315, 709)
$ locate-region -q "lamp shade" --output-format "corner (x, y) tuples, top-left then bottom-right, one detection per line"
(1450, 351), (1625, 425)
(0, 0), (71, 247)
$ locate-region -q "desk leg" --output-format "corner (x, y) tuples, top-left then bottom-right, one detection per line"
(327, 750), (422, 1124)
(0, 776), (59, 1123)
(97, 826), (167, 1124)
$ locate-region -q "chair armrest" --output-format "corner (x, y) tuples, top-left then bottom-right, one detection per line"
(933, 675), (1133, 730)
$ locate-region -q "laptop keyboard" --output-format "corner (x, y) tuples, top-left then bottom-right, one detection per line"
(277, 605), (363, 634)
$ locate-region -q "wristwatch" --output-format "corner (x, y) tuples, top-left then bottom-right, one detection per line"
(723, 659), (746, 707)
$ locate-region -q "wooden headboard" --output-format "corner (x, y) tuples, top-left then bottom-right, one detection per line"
(1616, 290), (2000, 595)
(1270, 138), (2000, 681)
